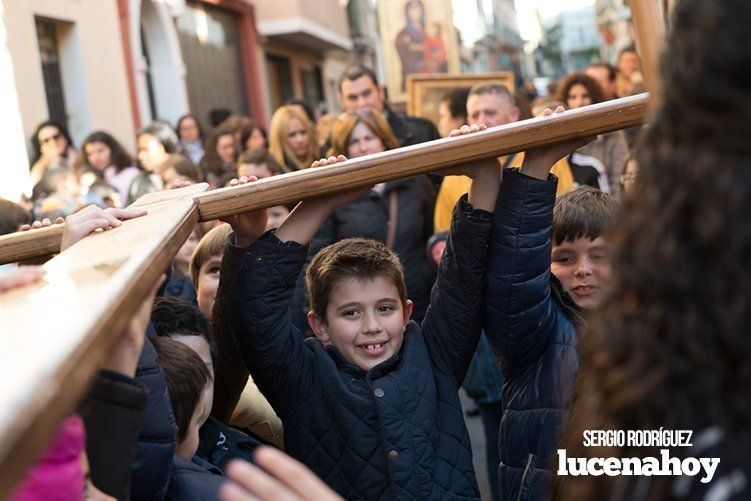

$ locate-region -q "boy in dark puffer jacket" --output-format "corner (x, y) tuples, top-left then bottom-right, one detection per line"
(151, 337), (225, 500)
(226, 135), (500, 500)
(483, 114), (617, 501)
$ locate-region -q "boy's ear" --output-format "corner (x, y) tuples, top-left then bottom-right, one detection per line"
(307, 311), (330, 344)
(402, 300), (414, 326)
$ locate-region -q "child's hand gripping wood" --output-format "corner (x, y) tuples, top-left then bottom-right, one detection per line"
(222, 176), (269, 247)
(521, 107), (595, 180)
(435, 123), (502, 212)
(274, 156), (372, 245)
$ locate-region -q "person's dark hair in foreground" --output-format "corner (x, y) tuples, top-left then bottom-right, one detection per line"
(556, 0), (751, 499)
(0, 199), (31, 235)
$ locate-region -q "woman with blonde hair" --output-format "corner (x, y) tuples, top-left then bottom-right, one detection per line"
(290, 109), (436, 331)
(268, 105), (318, 171)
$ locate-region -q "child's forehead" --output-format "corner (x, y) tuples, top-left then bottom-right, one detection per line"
(553, 235), (610, 251)
(329, 274), (401, 298)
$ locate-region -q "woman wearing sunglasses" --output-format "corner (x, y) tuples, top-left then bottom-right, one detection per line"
(29, 120), (77, 187)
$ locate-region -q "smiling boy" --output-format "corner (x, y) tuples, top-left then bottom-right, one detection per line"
(226, 141), (501, 499)
(550, 186), (615, 311)
(305, 242), (413, 370)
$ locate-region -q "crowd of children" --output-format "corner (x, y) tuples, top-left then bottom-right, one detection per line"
(2, 1), (750, 499)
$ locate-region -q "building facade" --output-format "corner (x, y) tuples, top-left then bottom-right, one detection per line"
(559, 7), (601, 71)
(118, 0), (265, 131)
(254, 0), (352, 116)
(457, 0), (523, 84)
(1, 0), (135, 199)
(346, 0), (386, 86)
(1, 0), (356, 199)
(594, 0), (634, 63)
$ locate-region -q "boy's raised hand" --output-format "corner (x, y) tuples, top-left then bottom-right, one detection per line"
(521, 107), (595, 180)
(434, 124), (500, 179)
(19, 217), (64, 231)
(274, 156), (372, 245)
(222, 176), (269, 247)
(307, 156), (373, 209)
(0, 266), (45, 294)
(60, 205), (148, 251)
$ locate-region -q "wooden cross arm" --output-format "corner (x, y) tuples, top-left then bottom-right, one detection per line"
(196, 93), (649, 219)
(0, 224), (64, 264)
(0, 184), (210, 266)
(0, 186), (208, 498)
(0, 94), (649, 265)
(0, 94), (649, 497)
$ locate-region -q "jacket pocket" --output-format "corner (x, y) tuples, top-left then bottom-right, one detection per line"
(515, 453), (537, 501)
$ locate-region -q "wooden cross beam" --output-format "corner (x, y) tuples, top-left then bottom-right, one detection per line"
(0, 185), (207, 497)
(0, 94), (648, 266)
(631, 0), (668, 96)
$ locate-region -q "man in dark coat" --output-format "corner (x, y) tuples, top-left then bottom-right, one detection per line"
(336, 65), (440, 149)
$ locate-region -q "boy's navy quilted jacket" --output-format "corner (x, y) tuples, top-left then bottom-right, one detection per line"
(227, 197), (489, 500)
(484, 169), (581, 501)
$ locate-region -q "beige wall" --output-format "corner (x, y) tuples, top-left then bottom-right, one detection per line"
(254, 0), (350, 40)
(4, 0), (135, 157)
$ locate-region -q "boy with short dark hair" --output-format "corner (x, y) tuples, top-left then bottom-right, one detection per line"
(151, 336), (224, 500)
(225, 138), (502, 499)
(152, 337), (211, 460)
(188, 225), (284, 448)
(483, 126), (616, 500)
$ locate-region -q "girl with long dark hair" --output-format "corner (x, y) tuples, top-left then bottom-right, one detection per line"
(200, 127), (237, 187)
(77, 131), (139, 207)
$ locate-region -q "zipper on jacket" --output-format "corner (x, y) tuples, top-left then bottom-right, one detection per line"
(516, 453), (535, 501)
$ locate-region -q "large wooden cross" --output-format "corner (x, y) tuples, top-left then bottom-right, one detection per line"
(0, 1), (667, 494)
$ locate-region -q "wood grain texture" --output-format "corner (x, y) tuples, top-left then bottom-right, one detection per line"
(0, 183), (210, 266)
(631, 0), (665, 96)
(196, 94), (649, 221)
(0, 185), (207, 498)
(0, 224), (64, 265)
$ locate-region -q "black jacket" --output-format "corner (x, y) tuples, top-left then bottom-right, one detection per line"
(196, 416), (262, 470)
(82, 370), (148, 500)
(291, 176), (436, 332)
(385, 109), (440, 148)
(167, 455), (224, 501)
(131, 337), (177, 501)
(227, 196), (490, 499)
(484, 169), (581, 501)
